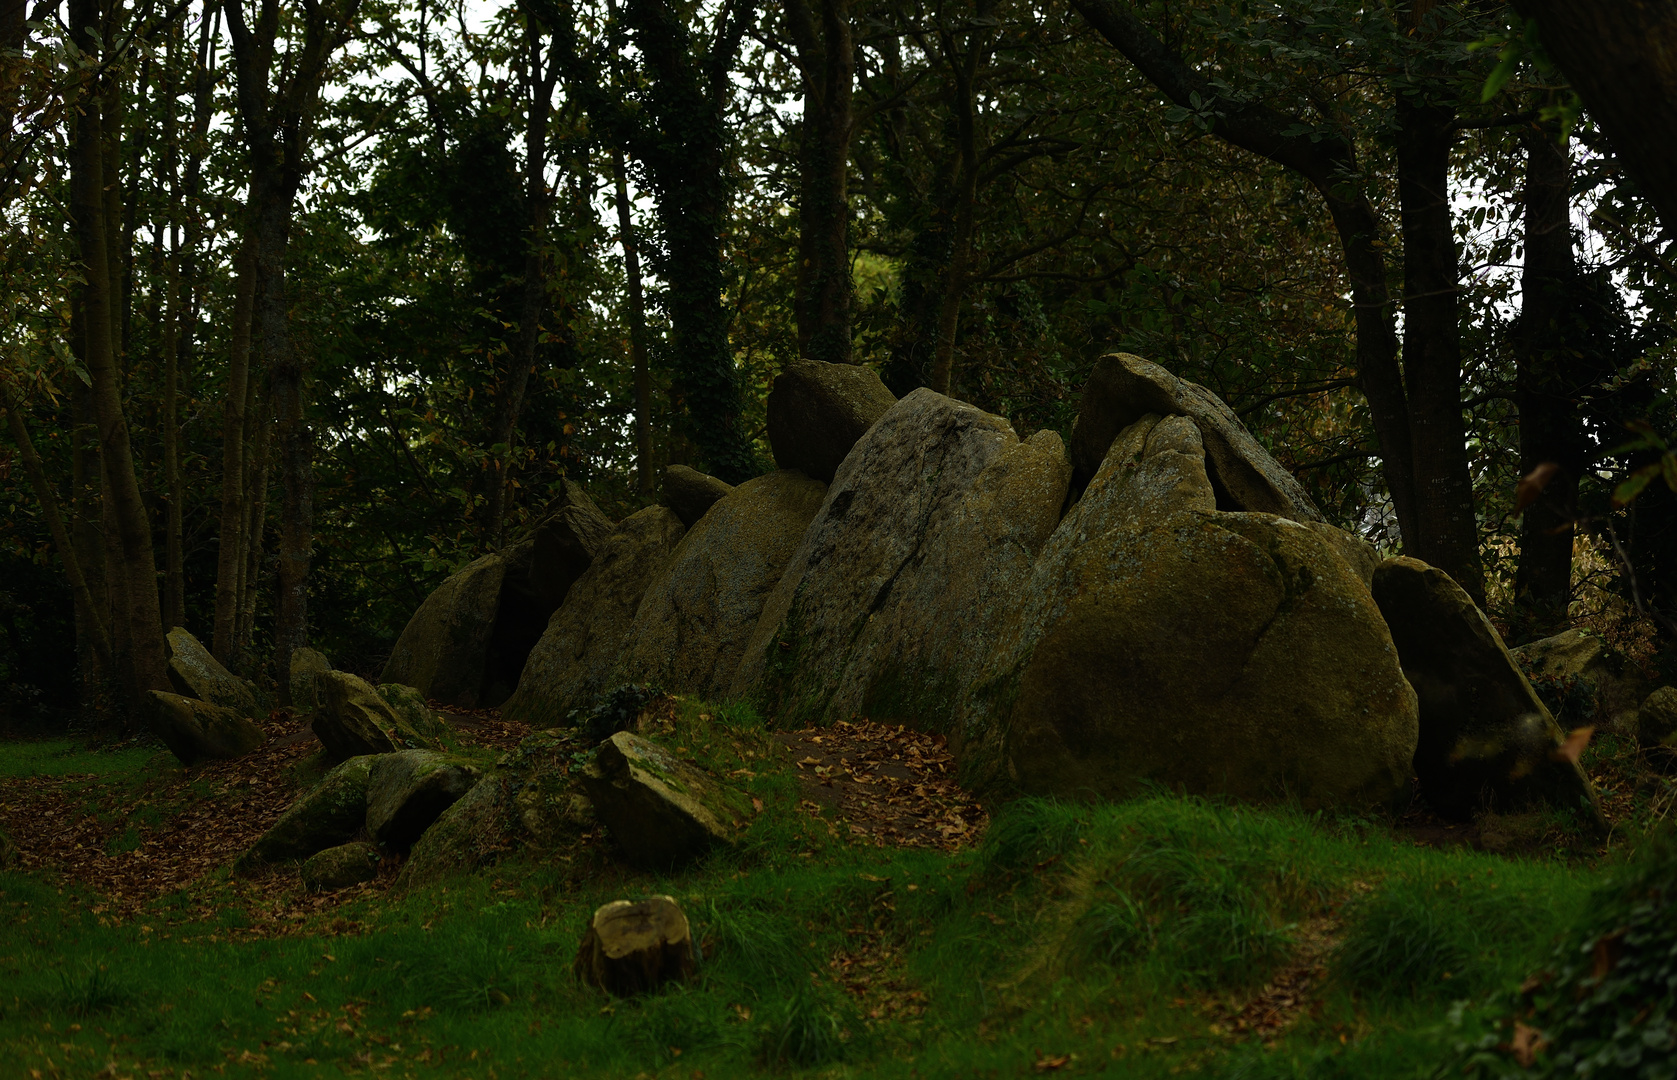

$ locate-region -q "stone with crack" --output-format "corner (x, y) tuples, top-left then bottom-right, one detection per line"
(579, 732), (745, 868)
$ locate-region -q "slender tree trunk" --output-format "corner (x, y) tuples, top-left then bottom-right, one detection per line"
(484, 13), (558, 545)
(613, 148), (655, 495)
(1514, 126), (1578, 633)
(787, 0), (854, 363)
(70, 377), (111, 702)
(1395, 98), (1483, 604)
(238, 399), (273, 652)
(69, 0), (169, 718)
(213, 238), (257, 661)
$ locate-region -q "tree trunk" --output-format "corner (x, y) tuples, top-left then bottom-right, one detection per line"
(613, 148), (656, 495)
(68, 0), (170, 717)
(1514, 0), (1677, 234)
(787, 0), (854, 364)
(1513, 126), (1578, 634)
(214, 237), (257, 662)
(238, 399), (274, 653)
(1395, 98), (1483, 605)
(70, 377), (112, 702)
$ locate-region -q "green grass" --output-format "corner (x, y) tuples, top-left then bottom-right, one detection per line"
(0, 736), (157, 778)
(0, 716), (1653, 1079)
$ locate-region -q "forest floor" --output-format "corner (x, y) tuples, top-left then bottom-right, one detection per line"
(0, 703), (1669, 1079)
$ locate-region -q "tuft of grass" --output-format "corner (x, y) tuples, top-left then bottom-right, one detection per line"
(757, 983), (857, 1068)
(53, 961), (129, 1016)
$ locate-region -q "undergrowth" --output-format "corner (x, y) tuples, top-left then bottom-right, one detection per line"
(0, 706), (1656, 1078)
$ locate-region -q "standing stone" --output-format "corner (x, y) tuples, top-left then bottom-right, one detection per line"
(574, 897), (698, 997)
(500, 508), (687, 729)
(663, 465), (735, 527)
(290, 647), (333, 714)
(615, 470), (828, 699)
(365, 750), (482, 850)
(823, 427), (1072, 731)
(381, 554), (507, 708)
(766, 358), (898, 483)
(954, 415), (1417, 811)
(579, 732), (744, 868)
(235, 755), (376, 874)
(150, 691), (268, 765)
(732, 388), (1018, 721)
(165, 627), (259, 717)
(1068, 353), (1324, 522)
(313, 671), (443, 762)
(1370, 556), (1604, 824)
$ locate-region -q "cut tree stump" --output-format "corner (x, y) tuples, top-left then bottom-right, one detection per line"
(573, 896), (698, 996)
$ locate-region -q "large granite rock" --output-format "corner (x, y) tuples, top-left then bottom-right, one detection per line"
(150, 691), (267, 765)
(500, 507), (687, 729)
(954, 413), (1418, 811)
(579, 732), (746, 868)
(1512, 627), (1646, 735)
(663, 465), (734, 528)
(822, 427), (1072, 731)
(1068, 353), (1324, 523)
(365, 750), (482, 850)
(732, 389), (1019, 720)
(381, 554), (506, 708)
(235, 755), (375, 874)
(290, 647), (333, 714)
(165, 627), (258, 717)
(313, 671), (443, 763)
(1370, 557), (1604, 824)
(766, 358), (898, 483)
(301, 842), (381, 891)
(615, 470), (828, 699)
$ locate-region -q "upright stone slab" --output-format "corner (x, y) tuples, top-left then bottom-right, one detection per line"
(732, 389), (1018, 720)
(766, 358), (898, 483)
(822, 427), (1072, 730)
(500, 507), (687, 729)
(579, 732), (744, 868)
(313, 670), (442, 762)
(150, 691), (267, 765)
(615, 470), (828, 699)
(1370, 556), (1603, 824)
(235, 755), (375, 874)
(365, 750), (482, 850)
(1068, 353), (1324, 522)
(381, 554), (506, 708)
(290, 647), (333, 714)
(952, 414), (1418, 812)
(165, 627), (258, 717)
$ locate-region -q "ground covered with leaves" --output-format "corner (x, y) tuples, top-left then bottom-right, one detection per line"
(0, 702), (1674, 1079)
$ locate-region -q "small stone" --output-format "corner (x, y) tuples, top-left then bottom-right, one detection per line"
(166, 627), (259, 717)
(235, 755), (376, 874)
(300, 842), (380, 891)
(573, 896), (698, 996)
(579, 732), (743, 868)
(150, 690), (267, 765)
(663, 465), (735, 528)
(365, 750), (482, 851)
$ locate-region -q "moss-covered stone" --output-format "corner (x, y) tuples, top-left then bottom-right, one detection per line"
(1371, 556), (1604, 825)
(290, 647), (333, 714)
(732, 388), (1018, 720)
(954, 415), (1417, 812)
(397, 777), (511, 887)
(365, 750), (482, 850)
(579, 731), (746, 868)
(300, 841), (380, 891)
(150, 690), (267, 765)
(766, 358), (897, 483)
(235, 755), (375, 874)
(615, 470), (827, 699)
(165, 627), (259, 717)
(377, 683), (449, 741)
(313, 671), (442, 763)
(500, 507), (686, 729)
(663, 465), (734, 528)
(381, 553), (506, 708)
(1638, 686), (1677, 751)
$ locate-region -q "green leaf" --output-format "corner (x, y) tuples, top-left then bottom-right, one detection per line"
(1612, 464), (1662, 508)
